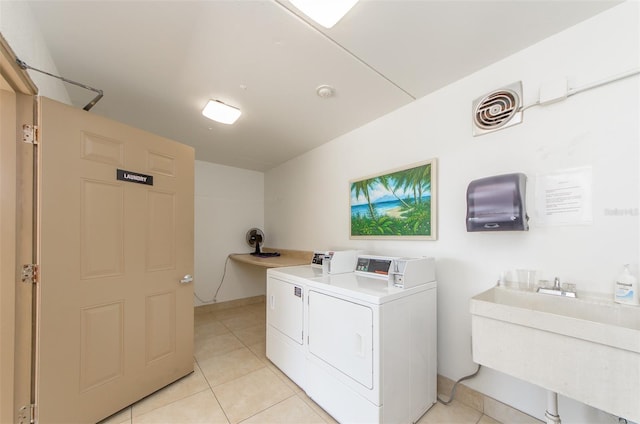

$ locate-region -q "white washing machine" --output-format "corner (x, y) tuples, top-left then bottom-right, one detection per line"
(266, 250), (360, 389)
(304, 256), (437, 424)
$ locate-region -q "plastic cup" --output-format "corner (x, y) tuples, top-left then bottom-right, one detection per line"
(517, 269), (537, 290)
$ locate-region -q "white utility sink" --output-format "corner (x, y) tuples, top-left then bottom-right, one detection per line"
(470, 286), (640, 422)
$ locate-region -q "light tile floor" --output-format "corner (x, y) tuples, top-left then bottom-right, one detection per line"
(101, 301), (500, 424)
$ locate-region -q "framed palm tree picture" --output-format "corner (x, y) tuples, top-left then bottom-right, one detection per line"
(350, 159), (437, 240)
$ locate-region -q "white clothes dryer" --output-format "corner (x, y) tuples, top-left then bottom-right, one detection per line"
(304, 257), (437, 424)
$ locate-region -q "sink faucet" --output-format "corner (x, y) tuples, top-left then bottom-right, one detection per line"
(537, 277), (577, 298)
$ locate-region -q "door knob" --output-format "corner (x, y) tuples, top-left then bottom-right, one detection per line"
(180, 274), (193, 284)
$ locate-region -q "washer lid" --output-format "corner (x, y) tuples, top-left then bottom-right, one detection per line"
(268, 265), (323, 283)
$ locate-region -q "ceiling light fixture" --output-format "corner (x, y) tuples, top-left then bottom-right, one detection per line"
(289, 0), (359, 28)
(202, 99), (242, 125)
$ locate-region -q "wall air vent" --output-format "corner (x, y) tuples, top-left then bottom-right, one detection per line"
(472, 81), (523, 136)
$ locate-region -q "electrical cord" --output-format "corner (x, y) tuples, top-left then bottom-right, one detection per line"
(567, 68), (639, 97)
(519, 67), (640, 112)
(437, 364), (482, 405)
(193, 254), (234, 304)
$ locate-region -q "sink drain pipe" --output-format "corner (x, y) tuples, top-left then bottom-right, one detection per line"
(545, 391), (561, 424)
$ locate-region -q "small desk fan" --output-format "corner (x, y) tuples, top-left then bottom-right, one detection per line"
(246, 228), (280, 257)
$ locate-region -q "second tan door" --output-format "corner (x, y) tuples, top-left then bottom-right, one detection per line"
(36, 97), (194, 423)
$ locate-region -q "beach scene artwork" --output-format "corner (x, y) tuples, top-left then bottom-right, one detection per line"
(350, 159), (437, 240)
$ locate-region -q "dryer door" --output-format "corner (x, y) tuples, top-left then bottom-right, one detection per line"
(267, 276), (303, 344)
(308, 290), (373, 389)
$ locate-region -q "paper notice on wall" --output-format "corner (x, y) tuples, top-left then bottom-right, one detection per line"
(535, 167), (593, 226)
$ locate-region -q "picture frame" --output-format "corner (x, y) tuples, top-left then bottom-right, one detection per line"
(350, 159), (437, 240)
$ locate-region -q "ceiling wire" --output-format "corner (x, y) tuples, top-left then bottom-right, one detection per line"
(273, 0), (417, 101)
(16, 58), (104, 111)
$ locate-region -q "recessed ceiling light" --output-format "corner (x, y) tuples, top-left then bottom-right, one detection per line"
(202, 100), (241, 125)
(289, 0), (358, 28)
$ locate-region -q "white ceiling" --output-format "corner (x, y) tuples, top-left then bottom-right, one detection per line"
(26, 0), (620, 172)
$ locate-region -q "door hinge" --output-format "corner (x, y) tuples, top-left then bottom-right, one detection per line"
(17, 404), (36, 424)
(21, 264), (39, 284)
(21, 124), (39, 144)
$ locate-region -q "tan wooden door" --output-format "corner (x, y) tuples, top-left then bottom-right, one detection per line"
(36, 97), (194, 423)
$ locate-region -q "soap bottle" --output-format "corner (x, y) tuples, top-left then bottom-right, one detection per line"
(614, 264), (639, 305)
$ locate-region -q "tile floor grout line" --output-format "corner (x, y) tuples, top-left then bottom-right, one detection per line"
(131, 386), (214, 422)
(198, 313), (272, 423)
(298, 394), (332, 424)
(194, 355), (233, 424)
(235, 392), (302, 424)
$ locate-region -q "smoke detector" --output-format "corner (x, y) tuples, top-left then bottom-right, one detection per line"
(472, 81), (523, 136)
(316, 85), (335, 98)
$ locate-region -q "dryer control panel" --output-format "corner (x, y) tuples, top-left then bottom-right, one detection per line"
(354, 255), (436, 287)
(355, 256), (393, 279)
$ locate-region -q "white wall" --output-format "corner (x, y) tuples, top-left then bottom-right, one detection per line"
(265, 3), (639, 423)
(194, 160), (266, 306)
(0, 1), (70, 103)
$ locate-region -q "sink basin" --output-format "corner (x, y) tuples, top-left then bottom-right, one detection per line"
(470, 286), (640, 421)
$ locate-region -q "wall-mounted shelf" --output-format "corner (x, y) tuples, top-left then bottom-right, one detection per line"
(229, 248), (313, 268)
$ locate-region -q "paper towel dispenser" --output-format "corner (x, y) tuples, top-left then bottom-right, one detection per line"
(466, 173), (529, 232)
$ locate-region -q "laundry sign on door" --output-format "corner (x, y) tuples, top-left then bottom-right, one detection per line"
(117, 169), (154, 185)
